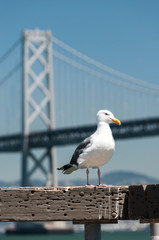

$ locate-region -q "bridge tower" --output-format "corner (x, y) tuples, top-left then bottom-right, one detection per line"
(22, 29), (57, 187)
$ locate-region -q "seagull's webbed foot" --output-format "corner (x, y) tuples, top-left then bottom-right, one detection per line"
(85, 184), (95, 187)
(96, 184), (108, 187)
(96, 184), (114, 187)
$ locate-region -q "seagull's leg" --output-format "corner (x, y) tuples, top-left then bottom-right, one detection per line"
(86, 168), (89, 185)
(98, 167), (101, 185)
(85, 168), (94, 187)
(97, 168), (110, 187)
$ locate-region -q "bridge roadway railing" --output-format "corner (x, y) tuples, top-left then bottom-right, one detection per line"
(0, 117), (159, 152)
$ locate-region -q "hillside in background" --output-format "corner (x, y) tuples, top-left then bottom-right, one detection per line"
(59, 171), (159, 186)
(0, 171), (158, 187)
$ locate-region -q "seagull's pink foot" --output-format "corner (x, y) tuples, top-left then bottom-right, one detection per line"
(96, 184), (113, 187)
(85, 184), (95, 187)
(96, 184), (107, 187)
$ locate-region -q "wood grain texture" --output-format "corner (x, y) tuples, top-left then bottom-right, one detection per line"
(0, 186), (128, 222)
(1, 184), (159, 223)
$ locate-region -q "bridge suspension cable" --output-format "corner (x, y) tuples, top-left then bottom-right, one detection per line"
(0, 62), (22, 86)
(0, 31), (158, 135)
(0, 38), (21, 65)
(51, 34), (159, 127)
(53, 51), (159, 96)
(0, 29), (159, 187)
(52, 36), (159, 92)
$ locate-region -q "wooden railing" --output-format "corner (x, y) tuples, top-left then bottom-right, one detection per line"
(0, 184), (159, 239)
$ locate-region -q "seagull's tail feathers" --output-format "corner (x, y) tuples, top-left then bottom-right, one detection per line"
(57, 164), (78, 174)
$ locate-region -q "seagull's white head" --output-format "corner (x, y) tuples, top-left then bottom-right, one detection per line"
(97, 110), (121, 125)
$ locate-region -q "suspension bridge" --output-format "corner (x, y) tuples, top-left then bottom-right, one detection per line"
(0, 29), (159, 187)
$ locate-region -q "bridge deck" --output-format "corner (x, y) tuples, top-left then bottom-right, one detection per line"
(0, 117), (159, 152)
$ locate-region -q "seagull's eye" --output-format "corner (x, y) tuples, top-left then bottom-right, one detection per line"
(105, 113), (109, 116)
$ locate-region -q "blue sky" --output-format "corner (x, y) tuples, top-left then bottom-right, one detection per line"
(1, 0), (159, 83)
(0, 0), (159, 183)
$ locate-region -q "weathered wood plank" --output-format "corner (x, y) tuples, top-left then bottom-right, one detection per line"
(0, 184), (159, 223)
(0, 186), (128, 222)
(129, 184), (159, 222)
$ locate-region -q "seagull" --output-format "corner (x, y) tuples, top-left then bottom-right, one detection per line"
(57, 110), (121, 186)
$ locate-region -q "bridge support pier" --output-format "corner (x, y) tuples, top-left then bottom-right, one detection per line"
(22, 29), (56, 187)
(85, 223), (101, 240)
(21, 144), (57, 187)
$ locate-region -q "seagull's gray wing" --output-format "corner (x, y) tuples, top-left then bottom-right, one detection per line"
(70, 137), (91, 166)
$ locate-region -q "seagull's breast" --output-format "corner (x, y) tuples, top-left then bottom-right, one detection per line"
(77, 133), (115, 168)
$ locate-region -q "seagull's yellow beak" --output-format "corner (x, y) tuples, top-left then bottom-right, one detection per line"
(111, 118), (121, 125)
